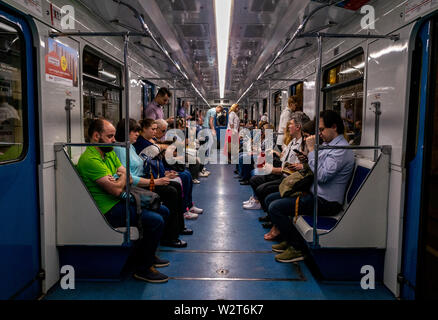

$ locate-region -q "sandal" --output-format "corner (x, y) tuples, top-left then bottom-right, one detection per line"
(264, 226), (280, 241)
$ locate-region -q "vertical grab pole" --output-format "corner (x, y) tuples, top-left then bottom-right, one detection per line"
(173, 79), (177, 129)
(123, 33), (131, 245)
(312, 34), (323, 248)
(371, 102), (381, 162)
(268, 80), (272, 122)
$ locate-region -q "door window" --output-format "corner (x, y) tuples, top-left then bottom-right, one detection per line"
(0, 21), (25, 163)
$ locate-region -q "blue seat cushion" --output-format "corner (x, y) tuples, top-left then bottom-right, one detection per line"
(301, 215), (338, 231)
(346, 166), (370, 204)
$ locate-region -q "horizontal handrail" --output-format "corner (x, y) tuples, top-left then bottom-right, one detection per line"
(318, 145), (391, 152)
(55, 142), (129, 149)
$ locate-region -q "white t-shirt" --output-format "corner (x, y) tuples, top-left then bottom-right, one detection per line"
(280, 137), (302, 168)
(227, 111), (240, 134)
(276, 108), (293, 146)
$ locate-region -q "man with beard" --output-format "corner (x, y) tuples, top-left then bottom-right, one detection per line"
(76, 118), (170, 283)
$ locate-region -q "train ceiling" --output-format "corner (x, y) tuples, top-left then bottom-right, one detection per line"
(78, 0), (363, 102)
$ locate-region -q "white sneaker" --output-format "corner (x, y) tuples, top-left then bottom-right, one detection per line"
(184, 211), (198, 219)
(199, 171), (209, 177)
(190, 206), (203, 214)
(243, 196), (255, 205)
(243, 201), (261, 210)
(192, 179), (200, 184)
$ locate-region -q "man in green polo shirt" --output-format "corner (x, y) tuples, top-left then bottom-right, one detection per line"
(77, 118), (170, 283)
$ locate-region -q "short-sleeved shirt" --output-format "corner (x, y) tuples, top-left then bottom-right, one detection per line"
(144, 100), (164, 120)
(77, 146), (122, 214)
(203, 107), (217, 129)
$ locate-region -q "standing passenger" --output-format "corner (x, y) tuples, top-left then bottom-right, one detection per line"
(276, 96), (300, 152)
(144, 87), (173, 124)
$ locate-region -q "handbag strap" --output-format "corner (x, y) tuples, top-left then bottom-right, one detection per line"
(293, 195), (300, 224)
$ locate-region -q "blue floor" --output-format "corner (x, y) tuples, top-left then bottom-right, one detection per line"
(45, 164), (395, 300)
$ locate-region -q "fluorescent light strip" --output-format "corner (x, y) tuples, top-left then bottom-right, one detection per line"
(215, 0), (233, 99)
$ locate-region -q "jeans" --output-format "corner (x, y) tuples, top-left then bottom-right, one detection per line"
(105, 201), (169, 269)
(155, 182), (184, 238)
(238, 152), (254, 181)
(177, 169), (193, 209)
(266, 192), (342, 251)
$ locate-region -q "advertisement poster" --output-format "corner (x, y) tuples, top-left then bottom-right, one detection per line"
(45, 38), (78, 87)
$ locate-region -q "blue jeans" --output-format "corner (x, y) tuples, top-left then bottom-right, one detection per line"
(266, 192), (342, 250)
(105, 201), (169, 269)
(178, 169), (193, 209)
(238, 152), (254, 181)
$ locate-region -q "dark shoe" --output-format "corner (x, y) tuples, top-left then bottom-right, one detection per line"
(161, 239), (187, 248)
(153, 256), (170, 268)
(262, 222), (273, 229)
(180, 228), (193, 235)
(134, 266), (168, 283)
(240, 180), (250, 185)
(234, 170), (239, 174)
(258, 215), (271, 222)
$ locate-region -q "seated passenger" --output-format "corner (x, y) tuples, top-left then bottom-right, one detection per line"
(243, 112), (310, 211)
(134, 119), (203, 219)
(114, 119), (190, 247)
(265, 110), (354, 263)
(76, 118), (170, 283)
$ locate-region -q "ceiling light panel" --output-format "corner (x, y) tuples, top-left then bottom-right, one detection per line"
(214, 0), (233, 99)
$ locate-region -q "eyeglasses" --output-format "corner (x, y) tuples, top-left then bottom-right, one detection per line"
(319, 127), (326, 133)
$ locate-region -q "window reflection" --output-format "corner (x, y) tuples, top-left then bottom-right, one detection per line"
(0, 21), (24, 163)
(323, 53), (364, 145)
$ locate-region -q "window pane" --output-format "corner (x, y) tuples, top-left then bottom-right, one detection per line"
(0, 22), (24, 163)
(83, 49), (120, 86)
(324, 53), (364, 88)
(324, 83), (363, 145)
(83, 79), (121, 141)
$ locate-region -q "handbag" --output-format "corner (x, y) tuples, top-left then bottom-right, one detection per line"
(121, 186), (161, 240)
(279, 163), (314, 198)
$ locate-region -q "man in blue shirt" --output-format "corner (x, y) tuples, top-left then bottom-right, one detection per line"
(264, 110), (354, 263)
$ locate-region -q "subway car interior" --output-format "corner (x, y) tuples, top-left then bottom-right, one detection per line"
(1, 0), (438, 302)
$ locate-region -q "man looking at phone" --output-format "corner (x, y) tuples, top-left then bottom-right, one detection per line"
(266, 110), (354, 263)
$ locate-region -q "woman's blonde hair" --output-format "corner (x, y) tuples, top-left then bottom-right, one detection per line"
(229, 103), (239, 113)
(288, 95), (302, 111)
(283, 122), (292, 146)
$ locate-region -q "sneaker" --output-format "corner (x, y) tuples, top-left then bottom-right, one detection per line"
(272, 241), (289, 253)
(243, 196), (255, 205)
(153, 256), (170, 268)
(133, 266), (169, 283)
(199, 171), (209, 177)
(184, 211), (198, 219)
(274, 247), (304, 263)
(192, 179), (200, 184)
(243, 200), (261, 210)
(190, 206), (203, 214)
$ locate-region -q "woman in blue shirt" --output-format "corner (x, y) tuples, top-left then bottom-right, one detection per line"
(114, 119), (191, 248)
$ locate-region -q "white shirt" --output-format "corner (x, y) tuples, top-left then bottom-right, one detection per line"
(227, 111), (240, 133)
(276, 108), (293, 146)
(280, 137), (302, 168)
